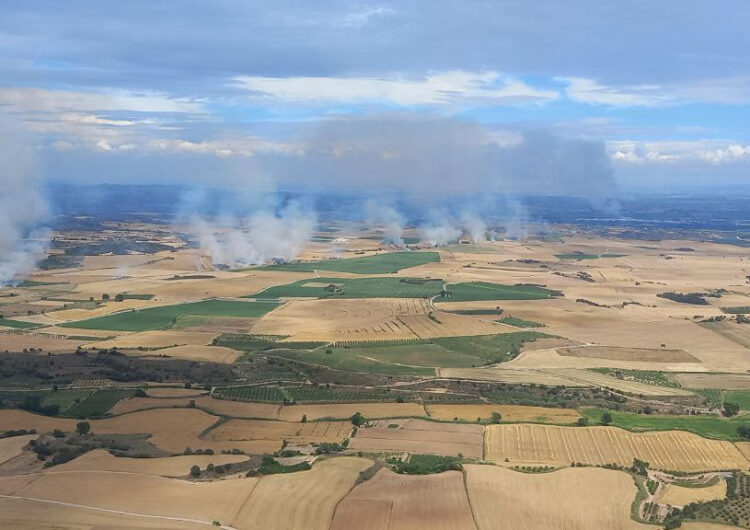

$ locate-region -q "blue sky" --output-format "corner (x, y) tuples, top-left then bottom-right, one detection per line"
(1, 0), (749, 194)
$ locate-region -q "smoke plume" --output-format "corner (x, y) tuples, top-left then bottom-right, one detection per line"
(180, 189), (316, 267)
(0, 115), (49, 284)
(364, 200), (404, 245)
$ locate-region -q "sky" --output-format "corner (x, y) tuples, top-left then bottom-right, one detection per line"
(1, 0), (749, 195)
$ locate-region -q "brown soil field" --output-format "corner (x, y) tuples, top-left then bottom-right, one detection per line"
(127, 344), (242, 363)
(234, 457), (372, 530)
(146, 387), (208, 398)
(347, 418), (483, 458)
(702, 321), (750, 349)
(87, 330), (218, 349)
(675, 373), (750, 390)
(331, 468), (476, 530)
(0, 497), (210, 530)
(465, 464), (649, 529)
(0, 435), (35, 465)
(110, 395), (282, 419)
(0, 471), (258, 524)
(558, 345), (699, 363)
(659, 479), (727, 506)
(278, 402), (426, 422)
(485, 424), (749, 471)
(506, 345), (706, 371)
(425, 404), (581, 424)
(44, 299), (158, 323)
(207, 419), (351, 448)
(438, 367), (593, 386)
(50, 449), (248, 476)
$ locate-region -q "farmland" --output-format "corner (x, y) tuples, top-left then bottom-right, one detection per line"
(60, 299), (280, 331)
(442, 282), (562, 302)
(259, 251), (440, 274)
(248, 276), (444, 299)
(485, 424), (749, 471)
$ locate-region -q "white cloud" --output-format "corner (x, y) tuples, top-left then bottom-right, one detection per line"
(564, 76), (750, 107)
(148, 137), (302, 158)
(608, 140), (750, 164)
(0, 87), (205, 114)
(234, 71), (558, 106)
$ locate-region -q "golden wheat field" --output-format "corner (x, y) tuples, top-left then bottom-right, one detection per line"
(659, 479), (727, 506)
(206, 418), (352, 446)
(485, 424), (749, 471)
(465, 464), (650, 529)
(331, 468), (477, 530)
(425, 404), (581, 423)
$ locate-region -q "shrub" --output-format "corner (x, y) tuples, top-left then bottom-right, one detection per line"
(76, 421), (91, 435)
(190, 465), (201, 477)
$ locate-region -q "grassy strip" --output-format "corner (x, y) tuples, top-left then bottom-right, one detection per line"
(0, 318), (42, 329)
(581, 408), (749, 441)
(442, 282), (562, 302)
(497, 316), (544, 328)
(60, 299), (280, 331)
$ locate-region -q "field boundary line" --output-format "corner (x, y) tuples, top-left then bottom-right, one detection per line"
(0, 493), (240, 529)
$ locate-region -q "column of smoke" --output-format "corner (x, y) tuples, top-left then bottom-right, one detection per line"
(364, 200), (404, 246)
(0, 115), (49, 285)
(181, 190), (316, 268)
(419, 212), (488, 246)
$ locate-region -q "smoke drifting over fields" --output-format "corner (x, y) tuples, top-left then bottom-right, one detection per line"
(0, 116), (49, 284)
(180, 190), (316, 268)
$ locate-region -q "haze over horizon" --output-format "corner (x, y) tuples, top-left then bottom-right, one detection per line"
(1, 0), (749, 196)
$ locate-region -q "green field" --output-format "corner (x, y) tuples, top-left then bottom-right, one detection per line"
(214, 386), (287, 403)
(721, 306), (750, 314)
(59, 299), (280, 331)
(116, 293), (155, 300)
(213, 333), (324, 351)
(247, 277), (444, 299)
(268, 348), (435, 376)
(286, 387), (406, 403)
(555, 253), (626, 260)
(66, 389), (135, 418)
(259, 251), (440, 274)
(581, 408), (750, 440)
(497, 316), (544, 328)
(725, 391), (750, 410)
(442, 282), (562, 302)
(0, 318), (42, 329)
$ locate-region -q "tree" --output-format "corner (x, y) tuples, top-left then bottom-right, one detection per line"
(114, 294), (124, 302)
(723, 402), (740, 417)
(190, 465), (201, 477)
(601, 412), (613, 425)
(76, 421), (91, 435)
(351, 412), (366, 426)
(577, 417), (589, 427)
(102, 293), (110, 300)
(737, 425), (750, 439)
(491, 412), (502, 424)
(301, 414), (307, 423)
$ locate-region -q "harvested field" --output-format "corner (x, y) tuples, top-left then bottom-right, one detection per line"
(485, 424), (749, 471)
(507, 346), (706, 371)
(659, 479), (727, 506)
(234, 457), (371, 530)
(0, 497), (209, 530)
(130, 344), (241, 363)
(207, 419), (351, 447)
(0, 435), (35, 465)
(675, 373), (750, 390)
(146, 387), (208, 398)
(0, 471), (258, 524)
(558, 345), (699, 363)
(425, 404), (581, 424)
(331, 468), (476, 530)
(109, 395), (282, 419)
(347, 418), (483, 458)
(51, 449), (248, 476)
(0, 332), (81, 353)
(701, 321), (750, 349)
(438, 367), (592, 386)
(465, 464), (649, 529)
(278, 402), (426, 422)
(86, 330), (218, 349)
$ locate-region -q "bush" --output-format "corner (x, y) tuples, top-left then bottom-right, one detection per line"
(601, 412), (612, 425)
(576, 417), (588, 427)
(76, 421), (91, 435)
(723, 402), (740, 417)
(190, 465), (201, 477)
